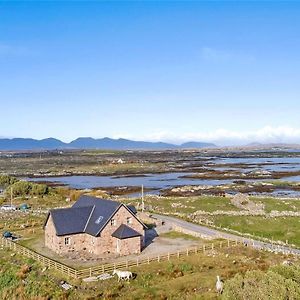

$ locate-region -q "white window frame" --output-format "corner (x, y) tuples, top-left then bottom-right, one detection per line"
(64, 237), (71, 246)
(111, 219), (116, 226)
(127, 217), (132, 225)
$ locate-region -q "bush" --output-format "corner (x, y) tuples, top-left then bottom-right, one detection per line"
(270, 265), (300, 285)
(0, 175), (18, 187)
(16, 264), (31, 279)
(179, 263), (194, 273)
(5, 181), (49, 198)
(9, 181), (32, 197)
(222, 269), (300, 300)
(31, 183), (48, 196)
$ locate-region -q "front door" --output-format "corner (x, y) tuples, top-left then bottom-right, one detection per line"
(116, 239), (120, 254)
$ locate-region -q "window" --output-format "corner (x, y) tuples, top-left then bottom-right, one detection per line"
(127, 217), (132, 225)
(95, 216), (103, 224)
(64, 237), (71, 246)
(110, 219), (116, 226)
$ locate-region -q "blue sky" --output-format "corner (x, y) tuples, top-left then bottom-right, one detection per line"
(0, 1), (299, 145)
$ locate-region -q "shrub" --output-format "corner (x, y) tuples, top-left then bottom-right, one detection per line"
(16, 264), (31, 279)
(5, 181), (49, 198)
(31, 183), (48, 196)
(222, 270), (300, 300)
(270, 265), (300, 285)
(179, 263), (194, 273)
(0, 175), (18, 187)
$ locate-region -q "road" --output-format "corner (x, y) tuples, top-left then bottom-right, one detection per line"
(152, 213), (300, 256)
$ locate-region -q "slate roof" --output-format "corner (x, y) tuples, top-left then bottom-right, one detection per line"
(72, 195), (122, 236)
(112, 224), (142, 239)
(47, 195), (144, 237)
(127, 205), (137, 214)
(50, 206), (94, 236)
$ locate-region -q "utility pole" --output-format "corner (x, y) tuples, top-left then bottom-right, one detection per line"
(10, 186), (13, 207)
(141, 184), (144, 212)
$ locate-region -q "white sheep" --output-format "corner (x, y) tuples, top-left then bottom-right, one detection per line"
(216, 275), (224, 295)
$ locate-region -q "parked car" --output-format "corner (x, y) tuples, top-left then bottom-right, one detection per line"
(0, 204), (16, 211)
(2, 231), (13, 238)
(19, 203), (30, 211)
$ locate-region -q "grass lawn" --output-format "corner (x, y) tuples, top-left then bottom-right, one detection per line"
(123, 196), (240, 215)
(159, 231), (202, 241)
(251, 196), (300, 213)
(0, 241), (293, 300)
(213, 215), (300, 247)
(125, 195), (300, 215)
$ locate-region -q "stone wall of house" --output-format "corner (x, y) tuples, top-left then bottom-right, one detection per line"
(45, 215), (90, 255)
(45, 215), (60, 252)
(93, 205), (144, 255)
(44, 205), (145, 256)
(116, 236), (141, 256)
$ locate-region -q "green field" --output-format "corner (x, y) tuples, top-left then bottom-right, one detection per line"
(0, 242), (294, 300)
(123, 195), (300, 247)
(213, 215), (300, 247)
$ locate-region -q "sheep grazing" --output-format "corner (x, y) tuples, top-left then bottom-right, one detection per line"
(216, 275), (224, 295)
(112, 269), (133, 282)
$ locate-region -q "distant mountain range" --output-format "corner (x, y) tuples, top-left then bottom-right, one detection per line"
(0, 137), (216, 151)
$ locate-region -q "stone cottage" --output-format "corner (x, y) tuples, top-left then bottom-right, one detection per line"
(44, 195), (146, 256)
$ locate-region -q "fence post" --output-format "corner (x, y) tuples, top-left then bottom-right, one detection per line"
(167, 253), (170, 261)
(136, 258), (139, 266)
(227, 239), (230, 247)
(147, 257), (150, 264)
(220, 241), (222, 249)
(212, 243), (214, 251)
(177, 251), (180, 258)
(203, 245), (205, 254)
(186, 248), (189, 256)
(157, 255), (160, 262)
(89, 268), (92, 277)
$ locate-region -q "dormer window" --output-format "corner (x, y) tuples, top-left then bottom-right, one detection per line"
(127, 217), (132, 225)
(111, 219), (116, 226)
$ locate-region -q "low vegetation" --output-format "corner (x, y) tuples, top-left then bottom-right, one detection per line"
(0, 242), (297, 299)
(0, 174), (49, 199)
(212, 215), (300, 247)
(123, 194), (300, 247)
(159, 231), (201, 241)
(223, 265), (300, 299)
(0, 173), (299, 298)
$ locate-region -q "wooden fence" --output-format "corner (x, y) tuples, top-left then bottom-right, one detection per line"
(76, 239), (237, 279)
(0, 238), (77, 278)
(1, 237), (238, 279)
